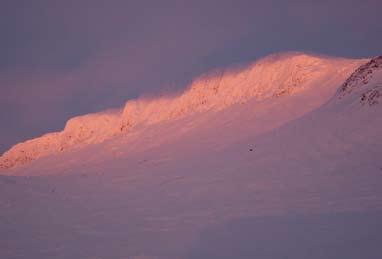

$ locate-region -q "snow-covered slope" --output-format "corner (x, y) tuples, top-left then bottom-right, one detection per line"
(0, 53), (382, 259)
(0, 110), (121, 169)
(0, 53), (364, 170)
(118, 53), (362, 129)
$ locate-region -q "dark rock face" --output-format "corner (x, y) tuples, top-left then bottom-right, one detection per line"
(339, 56), (382, 95)
(360, 85), (382, 106)
(338, 56), (382, 106)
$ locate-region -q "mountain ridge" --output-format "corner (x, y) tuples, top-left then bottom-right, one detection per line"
(0, 52), (366, 170)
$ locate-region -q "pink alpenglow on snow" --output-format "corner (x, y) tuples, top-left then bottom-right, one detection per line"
(0, 52), (365, 170)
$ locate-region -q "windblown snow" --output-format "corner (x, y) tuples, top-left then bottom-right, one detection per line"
(1, 52), (382, 259)
(0, 53), (365, 169)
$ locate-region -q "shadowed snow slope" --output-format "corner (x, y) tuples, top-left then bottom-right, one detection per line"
(0, 53), (364, 169)
(0, 54), (382, 259)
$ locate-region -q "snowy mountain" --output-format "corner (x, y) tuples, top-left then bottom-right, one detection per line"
(0, 52), (364, 170)
(1, 52), (382, 259)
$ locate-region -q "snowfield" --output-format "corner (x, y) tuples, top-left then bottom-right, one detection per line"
(0, 52), (381, 259)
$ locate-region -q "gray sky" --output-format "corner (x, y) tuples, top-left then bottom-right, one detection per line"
(0, 0), (381, 153)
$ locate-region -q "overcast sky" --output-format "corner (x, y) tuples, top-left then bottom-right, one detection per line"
(0, 0), (381, 153)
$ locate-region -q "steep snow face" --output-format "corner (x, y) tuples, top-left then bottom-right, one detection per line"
(0, 111), (121, 170)
(119, 53), (363, 130)
(337, 56), (382, 106)
(0, 53), (363, 170)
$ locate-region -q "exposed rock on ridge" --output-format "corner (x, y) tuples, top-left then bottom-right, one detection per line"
(338, 56), (382, 106)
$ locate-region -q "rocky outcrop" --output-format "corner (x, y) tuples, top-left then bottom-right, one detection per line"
(338, 56), (382, 106)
